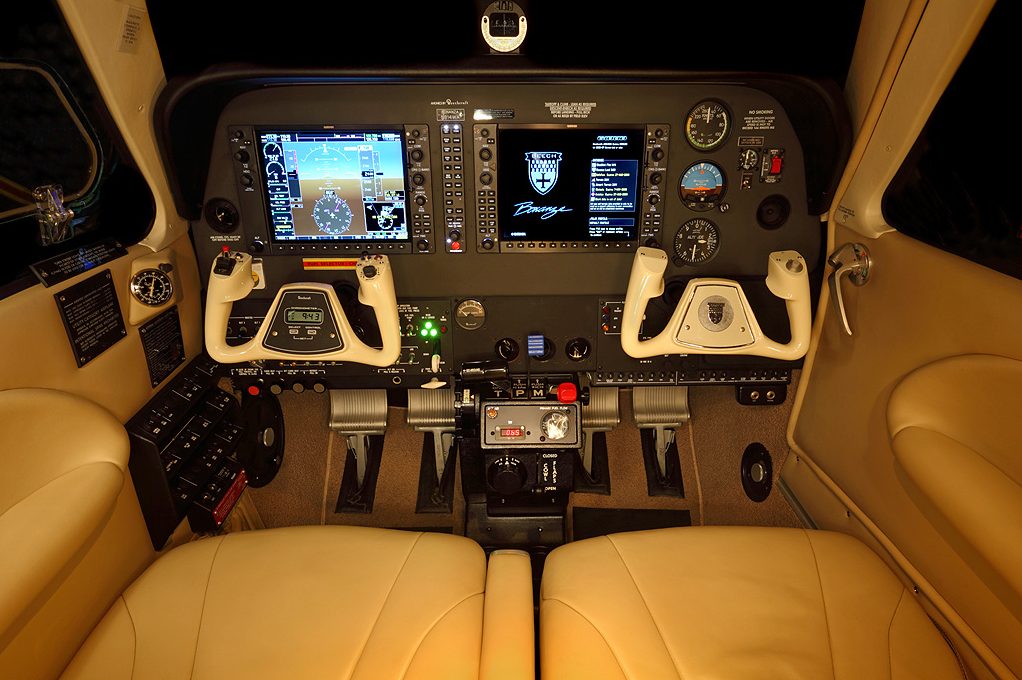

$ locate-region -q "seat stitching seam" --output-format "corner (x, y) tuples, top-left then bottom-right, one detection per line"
(886, 588), (906, 680)
(0, 460), (121, 519)
(894, 426), (1021, 487)
(348, 532), (424, 680)
(188, 536), (229, 680)
(606, 535), (685, 680)
(803, 531), (837, 680)
(120, 595), (138, 680)
(399, 592), (483, 679)
(544, 597), (629, 680)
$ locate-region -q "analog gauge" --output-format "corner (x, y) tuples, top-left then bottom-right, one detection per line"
(455, 299), (486, 330)
(685, 100), (730, 151)
(130, 268), (173, 306)
(739, 148), (759, 171)
(312, 190), (353, 235)
(673, 218), (721, 265)
(679, 161), (726, 211)
(541, 411), (570, 441)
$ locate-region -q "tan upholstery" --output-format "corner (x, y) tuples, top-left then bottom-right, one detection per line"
(888, 354), (1022, 604)
(0, 388), (128, 647)
(63, 526), (492, 680)
(481, 550), (535, 679)
(540, 527), (962, 680)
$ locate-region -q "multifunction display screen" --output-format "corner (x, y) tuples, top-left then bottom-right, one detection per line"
(257, 130), (408, 242)
(497, 128), (643, 242)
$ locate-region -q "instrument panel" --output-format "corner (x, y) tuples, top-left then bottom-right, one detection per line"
(184, 76), (845, 390)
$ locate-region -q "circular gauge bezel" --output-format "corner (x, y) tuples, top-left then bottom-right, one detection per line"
(455, 298), (487, 331)
(130, 268), (174, 307)
(312, 191), (353, 235)
(673, 218), (721, 265)
(679, 161), (727, 212)
(684, 99), (731, 152)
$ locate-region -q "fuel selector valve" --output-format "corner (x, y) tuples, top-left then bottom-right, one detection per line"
(620, 247), (811, 360)
(204, 250), (401, 366)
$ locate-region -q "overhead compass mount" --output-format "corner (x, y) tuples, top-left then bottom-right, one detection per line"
(480, 0), (528, 54)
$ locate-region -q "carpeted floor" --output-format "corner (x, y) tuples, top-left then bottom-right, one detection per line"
(244, 373), (802, 537)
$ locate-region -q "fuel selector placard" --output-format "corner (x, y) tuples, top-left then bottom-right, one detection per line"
(480, 401), (580, 449)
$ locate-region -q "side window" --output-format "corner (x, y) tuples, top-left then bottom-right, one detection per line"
(882, 1), (1021, 280)
(0, 2), (155, 294)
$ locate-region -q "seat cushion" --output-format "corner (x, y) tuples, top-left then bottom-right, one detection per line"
(540, 527), (962, 680)
(62, 525), (486, 680)
(0, 388), (128, 647)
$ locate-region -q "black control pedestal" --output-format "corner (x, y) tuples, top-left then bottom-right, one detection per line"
(460, 437), (574, 549)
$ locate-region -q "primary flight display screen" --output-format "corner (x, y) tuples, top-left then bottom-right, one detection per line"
(497, 128), (643, 242)
(257, 129), (408, 242)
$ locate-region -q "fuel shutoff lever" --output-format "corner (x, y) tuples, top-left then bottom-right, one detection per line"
(620, 247), (811, 360)
(204, 250), (401, 366)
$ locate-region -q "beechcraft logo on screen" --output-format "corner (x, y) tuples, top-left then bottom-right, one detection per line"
(526, 151), (562, 194)
(515, 151), (572, 220)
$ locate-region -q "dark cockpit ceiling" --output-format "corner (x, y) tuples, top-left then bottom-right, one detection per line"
(147, 2), (865, 83)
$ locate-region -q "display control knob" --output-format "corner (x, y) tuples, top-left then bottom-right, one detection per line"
(565, 338), (591, 361)
(649, 172), (663, 185)
(417, 238), (430, 252)
(541, 411), (570, 441)
(480, 172), (493, 185)
(479, 147), (493, 161)
(415, 195), (427, 206)
(647, 194), (660, 205)
(410, 149), (424, 162)
(240, 174), (253, 187)
(412, 173), (426, 186)
(248, 240), (265, 254)
(495, 337), (519, 361)
(449, 229), (462, 241)
(488, 455), (528, 496)
(481, 237), (495, 251)
(234, 150), (250, 163)
(651, 148), (665, 162)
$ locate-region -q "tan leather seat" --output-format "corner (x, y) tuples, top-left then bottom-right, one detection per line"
(540, 526), (962, 679)
(62, 525), (531, 680)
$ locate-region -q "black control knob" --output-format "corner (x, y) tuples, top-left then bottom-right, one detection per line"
(565, 337), (591, 362)
(495, 337), (519, 361)
(649, 172), (663, 185)
(240, 174), (253, 188)
(417, 238), (430, 252)
(248, 240), (265, 254)
(647, 193), (660, 205)
(410, 149), (424, 162)
(362, 265), (377, 279)
(449, 229), (462, 241)
(412, 172), (425, 186)
(481, 238), (495, 251)
(488, 455), (528, 496)
(415, 195), (427, 206)
(479, 172), (493, 185)
(480, 129), (491, 138)
(651, 148), (665, 162)
(234, 150), (250, 163)
(479, 148), (493, 161)
(644, 237), (659, 248)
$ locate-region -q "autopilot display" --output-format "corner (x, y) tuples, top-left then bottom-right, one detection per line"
(257, 129), (408, 242)
(497, 128), (644, 242)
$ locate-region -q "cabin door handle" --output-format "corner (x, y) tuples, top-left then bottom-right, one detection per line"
(827, 243), (871, 336)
